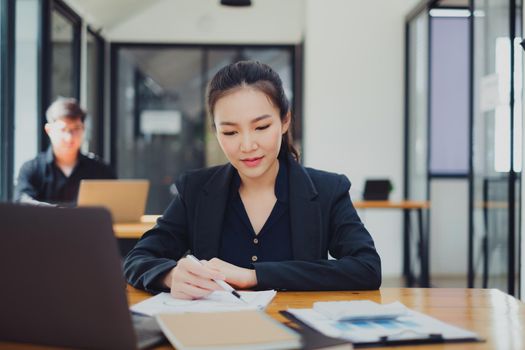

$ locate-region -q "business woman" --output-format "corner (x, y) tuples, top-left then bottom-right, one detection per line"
(124, 60), (381, 299)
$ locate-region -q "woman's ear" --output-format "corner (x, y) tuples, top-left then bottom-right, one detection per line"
(282, 112), (291, 134)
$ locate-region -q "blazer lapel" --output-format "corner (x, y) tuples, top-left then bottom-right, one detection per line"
(192, 159), (322, 261)
(288, 158), (322, 260)
(192, 164), (233, 260)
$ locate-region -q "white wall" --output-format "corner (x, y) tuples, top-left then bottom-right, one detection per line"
(303, 0), (419, 276)
(106, 0), (304, 44)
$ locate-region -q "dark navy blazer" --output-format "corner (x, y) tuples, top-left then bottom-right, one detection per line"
(124, 156), (381, 293)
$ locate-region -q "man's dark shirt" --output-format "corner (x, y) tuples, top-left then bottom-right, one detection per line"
(14, 147), (115, 206)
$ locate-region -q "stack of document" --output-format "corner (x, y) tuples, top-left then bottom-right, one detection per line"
(131, 290), (276, 316)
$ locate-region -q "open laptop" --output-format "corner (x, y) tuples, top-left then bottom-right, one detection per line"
(0, 203), (165, 350)
(77, 179), (150, 223)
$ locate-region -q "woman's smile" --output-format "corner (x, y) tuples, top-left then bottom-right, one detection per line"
(241, 156), (264, 167)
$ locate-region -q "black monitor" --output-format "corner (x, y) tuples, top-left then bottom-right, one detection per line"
(363, 179), (392, 200)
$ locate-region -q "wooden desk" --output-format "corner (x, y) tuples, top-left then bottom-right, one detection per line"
(353, 200), (430, 288)
(127, 286), (525, 350)
(3, 287), (524, 349)
(113, 215), (159, 239)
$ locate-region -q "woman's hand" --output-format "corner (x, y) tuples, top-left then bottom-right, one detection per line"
(203, 258), (258, 289)
(163, 257), (226, 300)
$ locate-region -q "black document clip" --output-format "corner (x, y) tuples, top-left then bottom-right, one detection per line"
(379, 329), (443, 343)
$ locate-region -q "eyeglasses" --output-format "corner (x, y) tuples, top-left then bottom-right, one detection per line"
(54, 125), (85, 137)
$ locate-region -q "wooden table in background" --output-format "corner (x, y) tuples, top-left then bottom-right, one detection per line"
(113, 215), (159, 239)
(127, 285), (525, 350)
(353, 200), (430, 211)
(353, 201), (431, 287)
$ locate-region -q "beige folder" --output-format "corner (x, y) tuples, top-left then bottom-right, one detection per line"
(156, 310), (301, 350)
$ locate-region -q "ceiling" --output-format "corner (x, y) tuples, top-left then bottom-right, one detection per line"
(65, 0), (163, 31)
(437, 0), (469, 7)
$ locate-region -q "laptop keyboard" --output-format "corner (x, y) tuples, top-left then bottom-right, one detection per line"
(132, 313), (167, 349)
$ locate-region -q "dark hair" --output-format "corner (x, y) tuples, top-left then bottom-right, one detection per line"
(46, 97), (86, 123)
(206, 60), (299, 161)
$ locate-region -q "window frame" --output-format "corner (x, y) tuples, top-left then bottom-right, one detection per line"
(86, 26), (106, 155)
(109, 43), (303, 167)
(0, 0), (15, 201)
(38, 0), (82, 151)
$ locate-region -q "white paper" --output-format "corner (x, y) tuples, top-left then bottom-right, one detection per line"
(131, 290), (276, 316)
(288, 302), (479, 343)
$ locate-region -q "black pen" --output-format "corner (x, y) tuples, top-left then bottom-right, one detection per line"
(186, 254), (247, 303)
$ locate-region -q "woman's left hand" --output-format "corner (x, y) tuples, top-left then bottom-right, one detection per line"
(203, 258), (258, 289)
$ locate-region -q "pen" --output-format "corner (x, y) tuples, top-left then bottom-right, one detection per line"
(186, 254), (247, 303)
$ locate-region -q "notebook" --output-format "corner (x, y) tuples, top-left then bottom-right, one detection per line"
(77, 179), (149, 222)
(0, 203), (165, 350)
(156, 310), (301, 350)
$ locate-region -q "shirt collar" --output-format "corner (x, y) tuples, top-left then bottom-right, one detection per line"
(45, 146), (84, 166)
(45, 146), (55, 164)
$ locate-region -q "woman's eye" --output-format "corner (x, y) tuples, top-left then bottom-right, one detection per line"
(222, 131), (237, 136)
(256, 124), (270, 131)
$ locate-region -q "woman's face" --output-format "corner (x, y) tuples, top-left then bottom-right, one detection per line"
(213, 86), (289, 182)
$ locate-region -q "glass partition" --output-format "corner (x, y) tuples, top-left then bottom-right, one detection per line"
(406, 11), (429, 203)
(14, 0), (39, 188)
(113, 45), (296, 214)
(471, 0), (522, 295)
(405, 9), (430, 285)
(85, 29), (104, 155)
(39, 2), (81, 151)
(429, 16), (470, 175)
(50, 6), (79, 100)
(114, 47), (205, 214)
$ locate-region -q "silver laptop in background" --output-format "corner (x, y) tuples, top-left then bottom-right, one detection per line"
(77, 179), (150, 223)
(0, 203), (164, 350)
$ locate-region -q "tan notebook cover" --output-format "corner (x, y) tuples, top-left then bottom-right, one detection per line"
(156, 310), (301, 350)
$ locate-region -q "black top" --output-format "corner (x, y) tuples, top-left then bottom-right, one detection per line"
(14, 147), (115, 206)
(124, 155), (381, 293)
(219, 158), (293, 268)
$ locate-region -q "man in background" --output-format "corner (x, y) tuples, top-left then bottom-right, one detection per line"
(14, 97), (115, 206)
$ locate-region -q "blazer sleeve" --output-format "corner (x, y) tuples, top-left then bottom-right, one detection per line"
(253, 175), (382, 291)
(123, 176), (190, 293)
